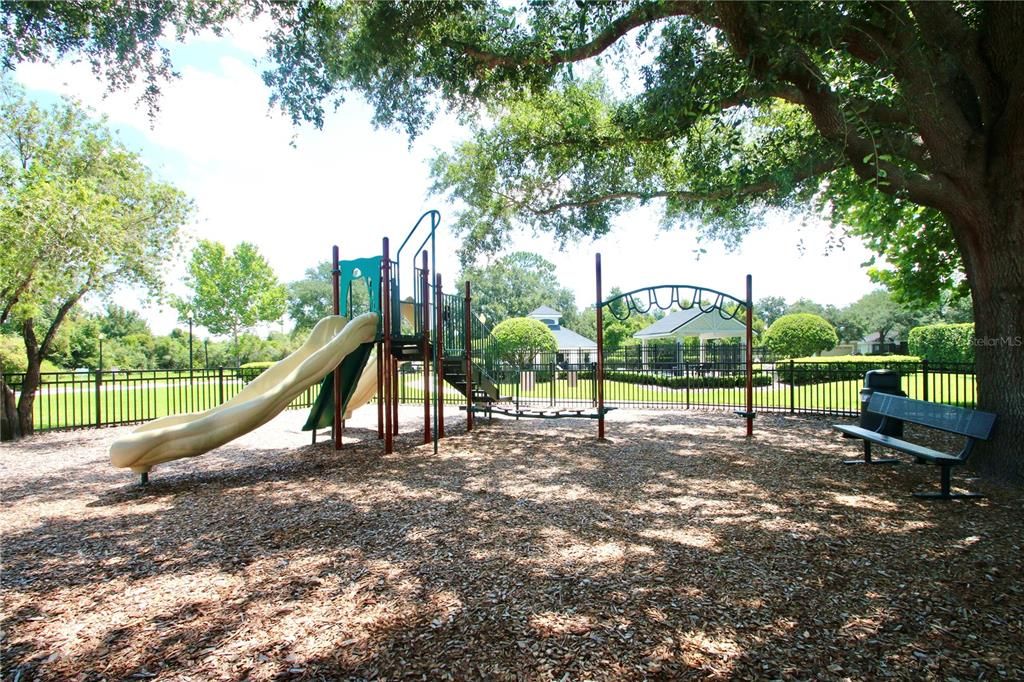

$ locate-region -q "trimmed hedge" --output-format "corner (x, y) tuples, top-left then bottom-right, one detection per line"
(240, 361), (276, 370)
(908, 323), (975, 364)
(781, 355), (921, 385)
(580, 369), (772, 389)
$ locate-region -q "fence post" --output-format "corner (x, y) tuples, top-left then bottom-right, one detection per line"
(95, 369), (102, 427)
(789, 360), (795, 414)
(922, 359), (929, 402)
(550, 361), (556, 406)
(218, 367), (225, 404)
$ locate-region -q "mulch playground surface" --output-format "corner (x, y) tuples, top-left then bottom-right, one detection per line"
(1, 406), (1022, 681)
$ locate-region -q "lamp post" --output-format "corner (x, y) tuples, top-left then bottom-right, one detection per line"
(186, 310), (194, 411)
(95, 332), (105, 427)
(204, 338), (209, 370)
(186, 309), (194, 372)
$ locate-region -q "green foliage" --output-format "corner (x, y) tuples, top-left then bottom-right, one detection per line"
(0, 334), (26, 373)
(99, 304), (150, 339)
(908, 323), (975, 365)
(602, 288), (656, 348)
(579, 369), (773, 389)
(176, 240), (287, 361)
(287, 260), (370, 332)
(0, 79), (191, 350)
(764, 313), (838, 359)
(491, 317), (557, 367)
(756, 297), (788, 328)
(240, 361), (276, 370)
(782, 355), (921, 385)
(459, 252), (579, 330)
(845, 290), (919, 343)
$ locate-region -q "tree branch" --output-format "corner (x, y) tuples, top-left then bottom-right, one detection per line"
(529, 157), (840, 216)
(713, 2), (960, 213)
(459, 2), (703, 69)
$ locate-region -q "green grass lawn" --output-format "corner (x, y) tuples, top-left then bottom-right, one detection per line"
(26, 377), (319, 430)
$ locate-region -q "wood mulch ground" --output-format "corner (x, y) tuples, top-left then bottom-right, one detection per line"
(1, 406), (1022, 681)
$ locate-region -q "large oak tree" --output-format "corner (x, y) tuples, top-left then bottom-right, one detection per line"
(0, 80), (191, 439)
(4, 1), (1021, 481)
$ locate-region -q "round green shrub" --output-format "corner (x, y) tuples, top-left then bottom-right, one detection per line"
(908, 323), (975, 364)
(763, 313), (838, 359)
(491, 318), (557, 367)
(0, 334), (27, 373)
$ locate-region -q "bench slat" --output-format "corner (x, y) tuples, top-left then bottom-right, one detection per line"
(867, 394), (995, 440)
(834, 425), (961, 464)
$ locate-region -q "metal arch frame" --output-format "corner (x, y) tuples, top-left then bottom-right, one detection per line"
(594, 254), (755, 441)
(599, 284), (748, 322)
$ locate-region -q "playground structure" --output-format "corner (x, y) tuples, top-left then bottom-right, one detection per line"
(108, 210), (757, 483)
(593, 253), (756, 439)
(303, 210), (506, 454)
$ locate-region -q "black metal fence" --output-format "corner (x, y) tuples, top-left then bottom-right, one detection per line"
(2, 353), (977, 436)
(1, 368), (319, 434)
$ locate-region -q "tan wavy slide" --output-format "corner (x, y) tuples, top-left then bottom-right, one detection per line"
(109, 313), (379, 475)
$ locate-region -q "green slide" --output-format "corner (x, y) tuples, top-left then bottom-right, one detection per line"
(302, 341), (375, 431)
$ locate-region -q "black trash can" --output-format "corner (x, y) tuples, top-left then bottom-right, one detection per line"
(860, 369), (906, 436)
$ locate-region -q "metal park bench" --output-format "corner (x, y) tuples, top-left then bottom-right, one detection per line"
(833, 393), (997, 499)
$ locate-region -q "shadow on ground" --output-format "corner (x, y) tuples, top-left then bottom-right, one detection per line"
(1, 410), (1021, 680)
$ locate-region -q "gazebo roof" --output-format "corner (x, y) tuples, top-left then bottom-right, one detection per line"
(633, 308), (746, 340)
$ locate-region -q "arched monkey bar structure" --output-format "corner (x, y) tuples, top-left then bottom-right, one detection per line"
(595, 254), (755, 440)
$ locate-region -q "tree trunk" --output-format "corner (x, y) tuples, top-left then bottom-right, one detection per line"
(967, 259), (1024, 482)
(15, 319), (43, 438)
(957, 179), (1024, 483)
(1, 380), (20, 441)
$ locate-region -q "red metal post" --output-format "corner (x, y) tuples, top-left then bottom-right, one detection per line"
(376, 340), (384, 439)
(382, 238), (393, 454)
(745, 274), (754, 438)
(436, 272), (445, 438)
(422, 251), (431, 444)
(596, 253), (605, 440)
(332, 245), (343, 450)
(464, 280), (473, 432)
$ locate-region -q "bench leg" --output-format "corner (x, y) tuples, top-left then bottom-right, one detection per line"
(844, 439), (899, 465)
(912, 464), (983, 500)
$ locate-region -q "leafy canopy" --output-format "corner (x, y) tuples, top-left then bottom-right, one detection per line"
(5, 2), (1019, 306)
(176, 240), (287, 345)
(459, 252), (578, 329)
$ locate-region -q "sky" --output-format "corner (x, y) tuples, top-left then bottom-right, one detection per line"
(13, 20), (883, 338)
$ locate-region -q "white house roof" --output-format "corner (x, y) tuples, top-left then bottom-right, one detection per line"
(550, 326), (597, 351)
(633, 308), (746, 340)
(528, 305), (563, 319)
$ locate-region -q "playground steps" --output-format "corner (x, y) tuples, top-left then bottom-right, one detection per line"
(440, 357), (506, 405)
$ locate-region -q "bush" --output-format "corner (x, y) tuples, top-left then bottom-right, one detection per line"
(491, 318), (557, 367)
(0, 335), (27, 374)
(781, 355), (921, 385)
(579, 369), (773, 389)
(763, 313), (838, 358)
(908, 323), (975, 364)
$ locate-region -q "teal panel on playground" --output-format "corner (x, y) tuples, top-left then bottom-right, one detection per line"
(338, 257), (382, 318)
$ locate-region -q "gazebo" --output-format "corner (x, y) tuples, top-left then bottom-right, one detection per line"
(632, 308), (747, 366)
